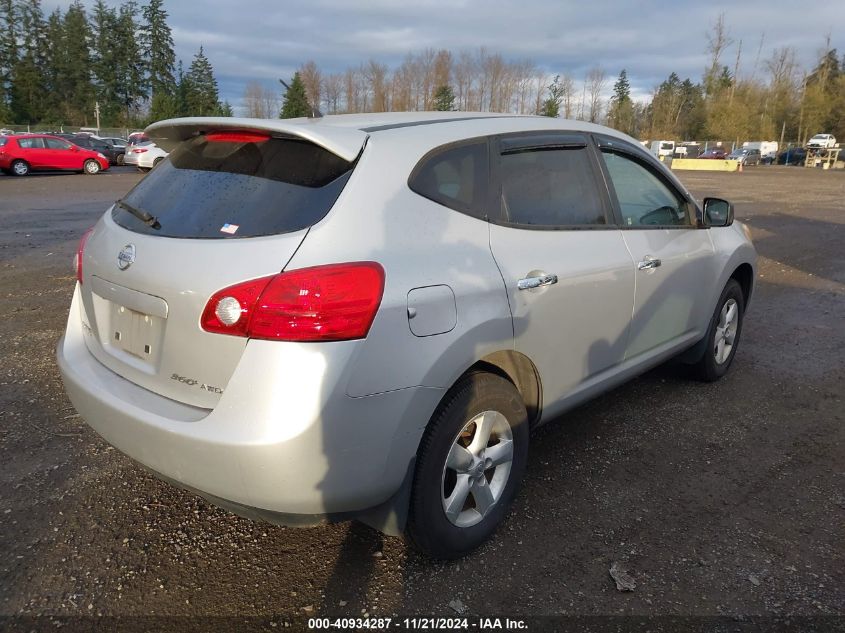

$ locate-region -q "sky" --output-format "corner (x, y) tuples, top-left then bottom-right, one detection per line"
(43, 0), (845, 112)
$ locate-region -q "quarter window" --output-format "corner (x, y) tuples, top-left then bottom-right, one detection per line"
(409, 141), (488, 219)
(500, 147), (606, 227)
(18, 137), (45, 149)
(601, 151), (690, 227)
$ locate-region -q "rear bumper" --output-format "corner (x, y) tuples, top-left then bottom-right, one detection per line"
(57, 288), (443, 519)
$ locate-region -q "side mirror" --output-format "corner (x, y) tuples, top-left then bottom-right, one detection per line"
(703, 197), (734, 227)
(70, 145), (79, 152)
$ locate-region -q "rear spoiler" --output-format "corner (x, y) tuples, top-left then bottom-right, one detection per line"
(145, 117), (368, 162)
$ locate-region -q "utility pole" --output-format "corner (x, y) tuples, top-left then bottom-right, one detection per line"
(94, 101), (101, 132)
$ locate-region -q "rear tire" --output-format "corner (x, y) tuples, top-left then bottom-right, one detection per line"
(116, 153), (125, 166)
(83, 159), (100, 175)
(693, 279), (745, 382)
(407, 372), (529, 559)
(11, 159), (29, 176)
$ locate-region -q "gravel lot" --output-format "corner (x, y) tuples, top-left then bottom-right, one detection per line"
(1, 165), (843, 630)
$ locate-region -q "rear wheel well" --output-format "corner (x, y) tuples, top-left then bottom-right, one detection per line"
(730, 263), (754, 305)
(464, 351), (542, 427)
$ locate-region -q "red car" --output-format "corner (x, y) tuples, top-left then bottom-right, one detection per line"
(699, 148), (728, 160)
(0, 134), (110, 176)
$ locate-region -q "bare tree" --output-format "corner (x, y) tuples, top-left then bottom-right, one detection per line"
(704, 13), (733, 97)
(454, 51), (475, 111)
(323, 73), (343, 114)
(242, 81), (279, 119)
(366, 59), (390, 112)
(299, 60), (322, 111)
(433, 49), (453, 91)
(559, 74), (575, 119)
(586, 67), (607, 123)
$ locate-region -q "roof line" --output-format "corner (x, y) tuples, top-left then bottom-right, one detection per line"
(360, 115), (528, 133)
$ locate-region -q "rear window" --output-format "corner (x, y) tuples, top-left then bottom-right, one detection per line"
(112, 135), (354, 239)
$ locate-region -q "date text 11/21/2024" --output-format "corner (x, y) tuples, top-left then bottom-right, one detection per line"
(307, 617), (528, 630)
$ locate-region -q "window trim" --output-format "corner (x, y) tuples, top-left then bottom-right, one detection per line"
(593, 134), (700, 230)
(488, 131), (617, 231)
(407, 136), (491, 222)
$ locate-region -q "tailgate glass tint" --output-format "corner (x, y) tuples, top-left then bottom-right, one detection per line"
(113, 135), (354, 238)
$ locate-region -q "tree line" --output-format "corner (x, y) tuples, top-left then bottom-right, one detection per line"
(269, 16), (844, 145)
(0, 0), (230, 128)
(2, 4), (842, 146)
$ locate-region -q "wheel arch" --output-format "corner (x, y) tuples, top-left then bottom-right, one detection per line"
(730, 262), (754, 306)
(463, 350), (542, 428)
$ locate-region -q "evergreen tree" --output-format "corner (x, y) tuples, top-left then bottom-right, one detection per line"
(607, 69), (635, 135)
(51, 1), (94, 124)
(540, 74), (565, 117)
(184, 46), (219, 116)
(114, 1), (146, 124)
(9, 0), (49, 123)
(38, 8), (63, 121)
(142, 0), (175, 118)
(432, 84), (455, 111)
(0, 0), (18, 119)
(678, 79), (706, 139)
(280, 72), (310, 118)
(217, 100), (233, 116)
(91, 0), (120, 124)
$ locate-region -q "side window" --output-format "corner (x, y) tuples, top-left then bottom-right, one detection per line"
(45, 138), (72, 150)
(409, 141), (488, 219)
(600, 151), (691, 227)
(500, 147), (606, 227)
(18, 137), (45, 149)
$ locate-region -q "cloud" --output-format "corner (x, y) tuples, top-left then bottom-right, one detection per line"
(41, 0), (845, 108)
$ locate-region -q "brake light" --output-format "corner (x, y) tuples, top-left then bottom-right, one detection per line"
(201, 262), (385, 342)
(74, 227), (94, 284)
(133, 148), (148, 153)
(205, 131), (270, 143)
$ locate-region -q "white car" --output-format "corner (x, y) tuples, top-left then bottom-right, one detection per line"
(57, 113), (757, 559)
(806, 134), (837, 149)
(124, 141), (168, 171)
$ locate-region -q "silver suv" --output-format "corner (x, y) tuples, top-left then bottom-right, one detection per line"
(58, 113), (756, 559)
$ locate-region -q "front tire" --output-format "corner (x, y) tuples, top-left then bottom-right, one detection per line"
(407, 372), (529, 559)
(11, 159), (29, 176)
(116, 153), (125, 166)
(694, 279), (745, 382)
(83, 159), (101, 175)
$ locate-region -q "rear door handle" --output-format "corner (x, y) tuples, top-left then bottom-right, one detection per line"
(637, 255), (662, 270)
(518, 273), (558, 290)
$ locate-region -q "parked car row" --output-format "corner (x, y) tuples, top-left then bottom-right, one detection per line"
(0, 129), (170, 175)
(0, 133), (110, 176)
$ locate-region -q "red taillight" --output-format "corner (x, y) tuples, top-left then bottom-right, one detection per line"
(75, 228), (94, 284)
(205, 131), (269, 144)
(201, 262), (385, 342)
(133, 148), (148, 153)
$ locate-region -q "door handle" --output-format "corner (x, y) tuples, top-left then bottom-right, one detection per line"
(517, 273), (558, 290)
(637, 255), (662, 270)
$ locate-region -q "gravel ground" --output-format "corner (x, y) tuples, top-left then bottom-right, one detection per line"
(0, 165), (843, 631)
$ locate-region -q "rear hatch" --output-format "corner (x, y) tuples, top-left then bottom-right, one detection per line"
(77, 121), (365, 408)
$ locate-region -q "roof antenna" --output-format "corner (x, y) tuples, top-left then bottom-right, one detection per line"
(279, 78), (323, 119)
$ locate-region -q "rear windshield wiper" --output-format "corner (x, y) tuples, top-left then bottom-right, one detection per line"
(116, 199), (160, 230)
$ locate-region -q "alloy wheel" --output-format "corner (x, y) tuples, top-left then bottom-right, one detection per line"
(714, 298), (738, 364)
(441, 410), (514, 528)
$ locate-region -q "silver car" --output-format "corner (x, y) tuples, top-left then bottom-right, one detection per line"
(57, 113), (756, 559)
